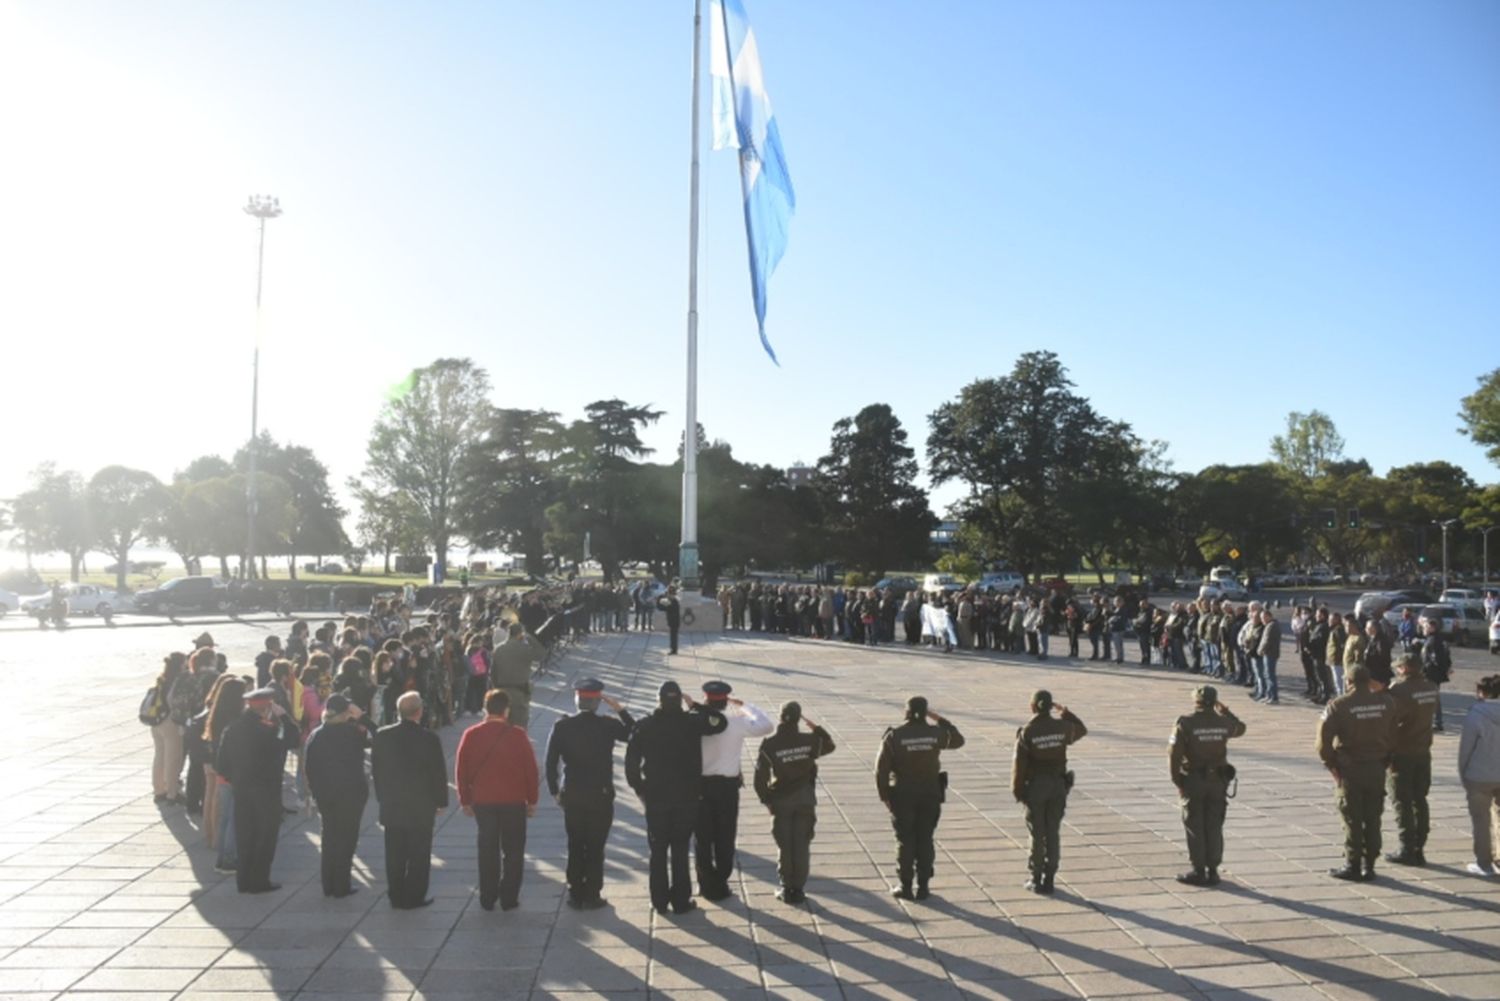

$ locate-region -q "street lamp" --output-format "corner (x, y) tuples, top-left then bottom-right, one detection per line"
(243, 195), (282, 580)
(1480, 525), (1499, 588)
(1434, 518), (1458, 592)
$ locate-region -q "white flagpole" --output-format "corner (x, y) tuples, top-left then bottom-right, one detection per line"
(679, 0), (703, 588)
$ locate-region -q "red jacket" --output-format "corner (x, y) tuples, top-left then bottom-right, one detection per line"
(455, 719), (539, 807)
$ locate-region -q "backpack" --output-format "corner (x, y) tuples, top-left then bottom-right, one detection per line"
(138, 683), (169, 726)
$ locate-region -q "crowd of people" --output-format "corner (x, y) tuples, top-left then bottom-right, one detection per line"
(138, 578), (1500, 920)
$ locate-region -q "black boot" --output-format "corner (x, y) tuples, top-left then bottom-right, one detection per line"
(1329, 862), (1362, 881)
(1206, 868), (1220, 886)
(1024, 872), (1045, 894)
(1176, 867), (1208, 886)
(1040, 871), (1055, 895)
(1361, 859), (1377, 882)
(891, 880), (914, 900)
(914, 879), (930, 901)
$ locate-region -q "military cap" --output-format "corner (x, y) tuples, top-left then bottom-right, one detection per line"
(1194, 685), (1218, 706)
(325, 693), (351, 714)
(702, 681), (733, 700)
(1031, 689), (1053, 711)
(780, 700), (802, 723)
(575, 678), (605, 695)
(906, 695), (929, 717)
(192, 631), (216, 648)
(659, 680), (682, 699)
(245, 686), (278, 705)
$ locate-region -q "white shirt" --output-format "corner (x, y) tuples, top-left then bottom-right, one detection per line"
(701, 702), (774, 777)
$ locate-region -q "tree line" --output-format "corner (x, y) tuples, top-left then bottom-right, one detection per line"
(6, 355), (1498, 589)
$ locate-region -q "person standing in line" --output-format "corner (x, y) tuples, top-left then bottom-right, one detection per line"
(877, 696), (966, 900)
(1385, 652), (1438, 867)
(456, 690), (539, 911)
(204, 677), (246, 874)
(489, 623), (542, 729)
(1169, 686), (1245, 886)
(1257, 609), (1283, 705)
(545, 679), (634, 909)
(1012, 691), (1086, 895)
(695, 682), (774, 902)
(753, 701), (835, 904)
(215, 686), (300, 894)
(1419, 617), (1453, 733)
(625, 682), (728, 915)
(1316, 664), (1396, 881)
(658, 586), (683, 655)
(1108, 597), (1129, 665)
(1135, 600), (1156, 665)
(1459, 674), (1500, 876)
(372, 692), (448, 909)
(1306, 608), (1333, 704)
(148, 653), (189, 804)
(304, 694), (370, 898)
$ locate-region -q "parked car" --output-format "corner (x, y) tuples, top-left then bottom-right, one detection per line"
(1356, 589), (1435, 621)
(1198, 579), (1249, 602)
(20, 583), (126, 617)
(313, 562), (344, 574)
(874, 576), (920, 595)
(1439, 589), (1487, 615)
(0, 586), (18, 616)
(978, 571), (1025, 593)
(922, 573), (966, 594)
(133, 576), (227, 615)
(1420, 604), (1481, 646)
(1173, 574), (1204, 592)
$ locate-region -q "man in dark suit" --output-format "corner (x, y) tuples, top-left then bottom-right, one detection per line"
(657, 586), (683, 655)
(371, 691), (448, 909)
(216, 686), (300, 894)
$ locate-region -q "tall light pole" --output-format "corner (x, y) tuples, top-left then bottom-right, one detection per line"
(1434, 518), (1458, 592)
(243, 195), (282, 580)
(1480, 525), (1498, 588)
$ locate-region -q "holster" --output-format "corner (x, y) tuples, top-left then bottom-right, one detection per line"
(1063, 770), (1075, 791)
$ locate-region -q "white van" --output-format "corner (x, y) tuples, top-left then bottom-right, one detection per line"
(922, 573), (966, 593)
(979, 571), (1025, 592)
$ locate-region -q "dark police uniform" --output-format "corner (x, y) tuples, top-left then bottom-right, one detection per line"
(876, 702), (965, 898)
(658, 592), (682, 654)
(545, 680), (634, 907)
(1386, 672), (1438, 864)
(215, 692), (299, 893)
(1011, 700), (1086, 893)
(752, 706), (835, 902)
(1168, 691), (1245, 884)
(625, 683), (727, 913)
(1316, 681), (1396, 878)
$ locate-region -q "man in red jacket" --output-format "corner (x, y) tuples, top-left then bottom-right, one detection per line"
(456, 689), (539, 911)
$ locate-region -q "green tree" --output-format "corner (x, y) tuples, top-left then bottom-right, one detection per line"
(1193, 464), (1302, 569)
(87, 466), (168, 592)
(234, 433), (347, 577)
(1459, 367), (1500, 467)
(361, 359), (494, 581)
(1269, 410), (1345, 480)
(11, 465), (93, 582)
(350, 481), (429, 575)
(816, 403), (935, 577)
(550, 399), (663, 580)
(927, 352), (1124, 579)
(458, 409), (568, 576)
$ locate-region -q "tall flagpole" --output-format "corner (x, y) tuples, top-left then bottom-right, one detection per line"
(679, 0), (703, 588)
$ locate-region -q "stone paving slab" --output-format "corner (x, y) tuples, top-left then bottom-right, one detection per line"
(2, 619), (1498, 999)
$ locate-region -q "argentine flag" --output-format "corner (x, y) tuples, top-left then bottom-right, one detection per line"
(710, 0), (795, 364)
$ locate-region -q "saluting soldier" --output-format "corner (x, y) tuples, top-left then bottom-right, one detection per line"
(753, 701), (836, 904)
(658, 586), (683, 655)
(1386, 652), (1438, 866)
(1316, 663), (1397, 880)
(1012, 690), (1087, 894)
(876, 696), (965, 900)
(545, 679), (635, 909)
(1169, 685), (1246, 886)
(216, 686), (300, 894)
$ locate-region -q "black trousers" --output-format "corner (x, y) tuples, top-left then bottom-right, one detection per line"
(890, 792), (942, 885)
(384, 821), (434, 907)
(563, 792), (615, 903)
(184, 742), (207, 810)
(233, 787), (282, 892)
(318, 794), (366, 896)
(645, 799), (696, 912)
(475, 803), (528, 908)
(696, 777), (741, 896)
(668, 623), (681, 653)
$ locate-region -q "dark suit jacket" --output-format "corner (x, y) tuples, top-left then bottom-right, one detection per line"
(371, 719), (448, 828)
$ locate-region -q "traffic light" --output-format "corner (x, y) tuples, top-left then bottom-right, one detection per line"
(1347, 507), (1360, 529)
(1323, 508), (1337, 530)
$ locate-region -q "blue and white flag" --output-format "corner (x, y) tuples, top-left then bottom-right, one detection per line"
(710, 0), (795, 364)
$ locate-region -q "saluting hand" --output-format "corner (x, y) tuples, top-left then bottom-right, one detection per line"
(802, 715), (818, 730)
(1054, 704), (1069, 717)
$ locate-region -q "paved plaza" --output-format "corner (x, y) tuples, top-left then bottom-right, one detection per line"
(1, 613), (1498, 1000)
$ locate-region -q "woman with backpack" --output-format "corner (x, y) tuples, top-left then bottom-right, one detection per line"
(146, 653), (189, 803)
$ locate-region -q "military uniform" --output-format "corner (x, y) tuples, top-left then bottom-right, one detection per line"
(625, 683), (727, 914)
(545, 680), (634, 907)
(1386, 673), (1438, 864)
(1169, 691), (1245, 885)
(1011, 699), (1086, 893)
(876, 701), (965, 899)
(489, 633), (542, 728)
(752, 704), (835, 903)
(1316, 682), (1396, 878)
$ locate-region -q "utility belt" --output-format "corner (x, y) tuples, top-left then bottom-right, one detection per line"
(702, 774), (744, 788)
(1185, 763), (1237, 797)
(1026, 768), (1075, 791)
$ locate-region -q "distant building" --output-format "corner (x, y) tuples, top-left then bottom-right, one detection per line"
(931, 520), (959, 548)
(786, 463), (815, 488)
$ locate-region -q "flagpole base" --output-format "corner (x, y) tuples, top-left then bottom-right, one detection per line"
(678, 542), (700, 591)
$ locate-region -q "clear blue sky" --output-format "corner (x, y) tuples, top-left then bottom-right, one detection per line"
(2, 0), (1497, 519)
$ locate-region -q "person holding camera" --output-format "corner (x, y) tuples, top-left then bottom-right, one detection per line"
(876, 696), (965, 901)
(1169, 685), (1246, 886)
(1012, 691), (1086, 895)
